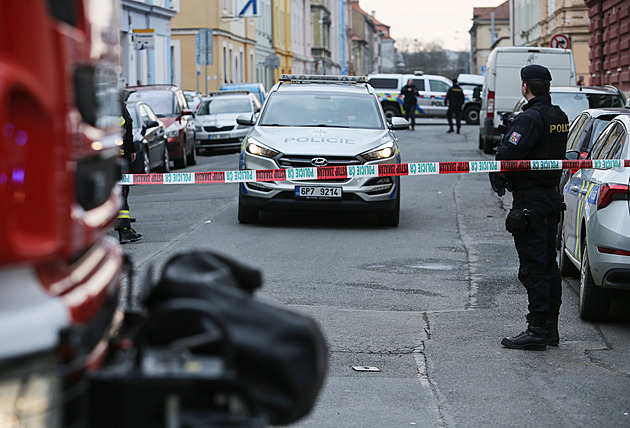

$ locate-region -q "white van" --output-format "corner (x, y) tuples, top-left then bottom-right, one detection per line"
(367, 72), (475, 122)
(479, 47), (576, 153)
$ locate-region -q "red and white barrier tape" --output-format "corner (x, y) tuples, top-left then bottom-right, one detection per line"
(120, 159), (630, 185)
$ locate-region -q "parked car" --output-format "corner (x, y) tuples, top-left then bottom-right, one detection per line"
(367, 72), (478, 124)
(556, 108), (630, 249)
(126, 84), (197, 169)
(194, 90), (261, 154)
(236, 74), (408, 226)
(126, 101), (170, 173)
(183, 90), (203, 111)
(559, 114), (630, 321)
(220, 83), (267, 105)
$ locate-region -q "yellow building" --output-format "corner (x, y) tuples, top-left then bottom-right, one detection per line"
(272, 0), (293, 81)
(171, 0), (257, 94)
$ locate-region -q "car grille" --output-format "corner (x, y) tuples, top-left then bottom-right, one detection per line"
(204, 125), (234, 132)
(278, 155), (362, 183)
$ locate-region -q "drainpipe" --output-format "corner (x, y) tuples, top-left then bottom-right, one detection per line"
(599, 0), (605, 85)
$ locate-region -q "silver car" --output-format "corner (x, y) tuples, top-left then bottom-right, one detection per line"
(194, 91), (261, 153)
(560, 114), (630, 321)
(236, 75), (408, 226)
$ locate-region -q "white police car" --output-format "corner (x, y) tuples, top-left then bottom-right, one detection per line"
(236, 75), (408, 226)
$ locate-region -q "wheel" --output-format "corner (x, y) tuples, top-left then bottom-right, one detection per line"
(578, 246), (611, 321)
(383, 105), (399, 121)
(141, 148), (150, 174)
(482, 136), (495, 154)
(158, 145), (170, 173)
(377, 186), (400, 227)
(463, 106), (480, 124)
(174, 139), (188, 169)
(559, 228), (579, 278)
(238, 194), (259, 224)
(188, 140), (198, 165)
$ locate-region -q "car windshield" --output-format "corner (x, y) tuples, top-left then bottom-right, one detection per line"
(127, 90), (175, 117)
(197, 98), (251, 115)
(551, 92), (625, 123)
(259, 92), (383, 128)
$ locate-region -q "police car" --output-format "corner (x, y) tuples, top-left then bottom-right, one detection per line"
(236, 74), (408, 226)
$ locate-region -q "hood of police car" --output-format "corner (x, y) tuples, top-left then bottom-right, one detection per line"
(247, 126), (395, 156)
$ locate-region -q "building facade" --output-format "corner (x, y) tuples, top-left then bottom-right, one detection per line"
(511, 0), (590, 83)
(171, 0), (257, 94)
(469, 1), (510, 75)
(120, 0), (178, 86)
(291, 0), (314, 75)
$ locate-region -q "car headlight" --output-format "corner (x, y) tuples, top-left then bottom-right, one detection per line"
(0, 363), (61, 427)
(165, 125), (179, 138)
(194, 124), (202, 132)
(245, 138), (281, 158)
(360, 141), (396, 161)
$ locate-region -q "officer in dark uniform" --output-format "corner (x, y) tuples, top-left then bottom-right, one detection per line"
(489, 64), (569, 351)
(445, 78), (465, 134)
(400, 79), (419, 130)
(116, 96), (143, 244)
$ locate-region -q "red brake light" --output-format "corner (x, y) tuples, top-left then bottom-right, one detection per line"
(597, 246), (630, 256)
(596, 183), (629, 210)
(487, 91), (495, 117)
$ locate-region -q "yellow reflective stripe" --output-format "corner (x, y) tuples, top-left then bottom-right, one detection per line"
(118, 210), (130, 219)
(120, 116), (125, 127)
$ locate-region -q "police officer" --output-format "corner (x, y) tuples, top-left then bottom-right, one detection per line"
(400, 79), (419, 130)
(117, 96), (143, 244)
(445, 78), (465, 134)
(489, 64), (569, 351)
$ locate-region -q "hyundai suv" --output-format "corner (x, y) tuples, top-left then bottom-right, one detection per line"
(127, 84), (197, 169)
(236, 75), (408, 226)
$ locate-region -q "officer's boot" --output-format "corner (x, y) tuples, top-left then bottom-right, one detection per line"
(118, 227), (143, 244)
(501, 312), (547, 351)
(546, 313), (559, 346)
(456, 126), (460, 134)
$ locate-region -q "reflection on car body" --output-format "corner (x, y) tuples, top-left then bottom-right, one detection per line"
(237, 74), (408, 226)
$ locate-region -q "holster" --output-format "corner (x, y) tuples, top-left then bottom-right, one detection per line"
(505, 208), (547, 235)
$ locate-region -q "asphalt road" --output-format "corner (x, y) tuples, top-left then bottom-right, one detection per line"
(119, 119), (630, 427)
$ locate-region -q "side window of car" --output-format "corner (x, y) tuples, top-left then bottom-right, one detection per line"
(566, 113), (588, 151)
(591, 123), (622, 159)
(605, 125), (626, 160)
(412, 79), (426, 91)
(367, 78), (398, 90)
(138, 104), (150, 124)
(428, 79), (449, 93)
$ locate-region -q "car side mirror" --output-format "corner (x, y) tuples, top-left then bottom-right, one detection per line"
(236, 113), (255, 126)
(565, 150), (580, 160)
(146, 120), (159, 129)
(388, 117), (409, 130)
(183, 108), (193, 116)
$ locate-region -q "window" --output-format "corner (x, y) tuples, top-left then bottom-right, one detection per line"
(429, 79), (449, 93)
(412, 79), (426, 91)
(367, 78), (398, 90)
(591, 123), (623, 159)
(566, 113), (588, 151)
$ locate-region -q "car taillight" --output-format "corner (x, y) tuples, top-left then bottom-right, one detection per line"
(597, 246), (630, 256)
(596, 183), (629, 210)
(487, 91), (494, 118)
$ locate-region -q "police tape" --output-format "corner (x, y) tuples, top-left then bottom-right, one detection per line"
(120, 159), (630, 185)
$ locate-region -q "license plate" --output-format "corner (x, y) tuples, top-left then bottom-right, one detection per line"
(209, 134), (229, 140)
(295, 186), (342, 199)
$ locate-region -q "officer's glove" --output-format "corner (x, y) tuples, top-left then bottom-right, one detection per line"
(489, 172), (509, 197)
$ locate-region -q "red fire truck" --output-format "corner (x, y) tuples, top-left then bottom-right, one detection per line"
(0, 1), (125, 425)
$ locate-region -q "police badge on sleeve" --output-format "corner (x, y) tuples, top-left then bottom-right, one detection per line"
(508, 131), (522, 145)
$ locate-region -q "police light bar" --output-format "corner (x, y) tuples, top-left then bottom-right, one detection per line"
(208, 90), (251, 96)
(279, 74), (368, 84)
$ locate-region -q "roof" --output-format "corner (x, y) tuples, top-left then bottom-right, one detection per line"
(473, 1), (509, 20)
(549, 85), (623, 94)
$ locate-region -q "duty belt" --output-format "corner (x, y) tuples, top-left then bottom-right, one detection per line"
(513, 186), (559, 199)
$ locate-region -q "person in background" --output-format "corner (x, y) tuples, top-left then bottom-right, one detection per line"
(489, 64), (569, 351)
(445, 78), (465, 134)
(116, 94), (143, 244)
(400, 78), (419, 130)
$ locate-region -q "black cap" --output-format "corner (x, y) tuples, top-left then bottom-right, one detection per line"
(520, 64), (552, 81)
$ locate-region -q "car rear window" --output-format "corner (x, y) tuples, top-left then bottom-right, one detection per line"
(198, 98), (251, 115)
(551, 92), (625, 123)
(127, 90), (176, 117)
(260, 92), (383, 129)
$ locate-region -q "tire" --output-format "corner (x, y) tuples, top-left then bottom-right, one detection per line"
(478, 134), (484, 150)
(238, 194), (259, 224)
(482, 136), (495, 154)
(158, 145), (170, 173)
(559, 229), (579, 278)
(383, 105), (399, 121)
(174, 139), (188, 169)
(141, 148), (150, 174)
(463, 106), (480, 125)
(578, 246), (611, 321)
(188, 140), (198, 165)
(377, 187), (400, 227)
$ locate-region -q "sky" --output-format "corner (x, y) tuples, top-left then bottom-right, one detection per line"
(357, 0), (506, 52)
